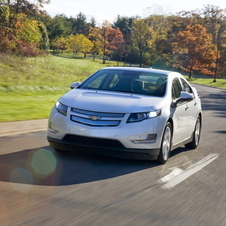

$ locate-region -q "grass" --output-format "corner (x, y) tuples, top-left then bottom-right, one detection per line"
(0, 93), (62, 122)
(0, 53), (113, 91)
(0, 52), (225, 122)
(0, 52), (124, 122)
(186, 77), (226, 89)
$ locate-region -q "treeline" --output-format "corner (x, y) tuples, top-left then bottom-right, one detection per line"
(1, 1), (226, 77)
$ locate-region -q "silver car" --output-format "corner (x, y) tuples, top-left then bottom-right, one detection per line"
(47, 67), (202, 164)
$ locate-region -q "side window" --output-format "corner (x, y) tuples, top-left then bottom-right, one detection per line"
(87, 74), (107, 89)
(172, 78), (183, 100)
(180, 78), (193, 93)
(109, 74), (119, 88)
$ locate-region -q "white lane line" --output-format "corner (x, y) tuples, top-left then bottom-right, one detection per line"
(159, 167), (184, 183)
(160, 154), (219, 189)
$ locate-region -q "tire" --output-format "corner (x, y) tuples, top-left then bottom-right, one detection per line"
(157, 122), (172, 164)
(185, 116), (201, 149)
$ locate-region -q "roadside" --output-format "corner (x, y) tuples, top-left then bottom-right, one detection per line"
(0, 119), (48, 137)
(0, 82), (225, 137)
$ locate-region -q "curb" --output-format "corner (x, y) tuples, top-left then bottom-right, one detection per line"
(0, 119), (48, 137)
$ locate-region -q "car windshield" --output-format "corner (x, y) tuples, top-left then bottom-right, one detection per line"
(79, 69), (167, 97)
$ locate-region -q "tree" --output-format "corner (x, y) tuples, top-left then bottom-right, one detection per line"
(51, 36), (67, 54)
(131, 19), (153, 67)
(91, 22), (124, 64)
(47, 14), (72, 40)
(66, 34), (93, 56)
(202, 5), (226, 80)
(113, 15), (134, 37)
(89, 27), (103, 60)
(72, 12), (88, 35)
(15, 13), (42, 43)
(169, 24), (217, 77)
(113, 16), (134, 64)
(89, 17), (96, 28)
(39, 22), (49, 50)
(0, 5), (43, 56)
(3, 0), (50, 16)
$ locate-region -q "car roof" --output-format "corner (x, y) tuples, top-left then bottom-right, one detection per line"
(100, 67), (182, 77)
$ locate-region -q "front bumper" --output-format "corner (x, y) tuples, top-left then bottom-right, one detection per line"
(47, 107), (166, 160)
(47, 135), (160, 160)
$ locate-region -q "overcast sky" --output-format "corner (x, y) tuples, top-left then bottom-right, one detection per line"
(44, 0), (226, 25)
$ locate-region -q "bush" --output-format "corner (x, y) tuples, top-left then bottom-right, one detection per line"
(16, 41), (46, 57)
(0, 28), (46, 57)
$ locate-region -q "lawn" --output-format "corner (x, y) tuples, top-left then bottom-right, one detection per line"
(0, 53), (225, 122)
(0, 53), (124, 122)
(186, 77), (226, 89)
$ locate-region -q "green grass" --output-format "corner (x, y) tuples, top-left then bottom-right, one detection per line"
(0, 93), (62, 122)
(186, 77), (226, 89)
(0, 53), (124, 122)
(0, 53), (225, 122)
(0, 53), (114, 91)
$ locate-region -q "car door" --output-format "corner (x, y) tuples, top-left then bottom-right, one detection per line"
(171, 77), (190, 145)
(180, 77), (199, 135)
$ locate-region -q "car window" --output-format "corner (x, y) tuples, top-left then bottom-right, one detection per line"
(172, 77), (183, 100)
(180, 78), (193, 94)
(109, 74), (119, 88)
(85, 73), (108, 89)
(80, 69), (167, 97)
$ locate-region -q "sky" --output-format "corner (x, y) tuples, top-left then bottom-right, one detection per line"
(43, 0), (226, 25)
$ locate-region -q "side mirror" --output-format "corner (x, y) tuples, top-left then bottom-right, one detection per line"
(70, 82), (81, 89)
(171, 92), (194, 108)
(180, 91), (194, 100)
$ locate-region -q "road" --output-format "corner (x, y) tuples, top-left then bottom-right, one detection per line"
(0, 84), (226, 226)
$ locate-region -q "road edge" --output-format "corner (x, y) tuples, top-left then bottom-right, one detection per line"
(0, 119), (48, 137)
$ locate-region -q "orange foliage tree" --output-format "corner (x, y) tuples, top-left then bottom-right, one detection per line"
(89, 22), (125, 64)
(168, 24), (218, 77)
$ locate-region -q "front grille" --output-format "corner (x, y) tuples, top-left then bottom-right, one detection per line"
(63, 134), (125, 148)
(70, 108), (125, 127)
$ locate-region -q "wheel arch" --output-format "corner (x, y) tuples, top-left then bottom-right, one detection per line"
(198, 112), (202, 127)
(167, 117), (174, 134)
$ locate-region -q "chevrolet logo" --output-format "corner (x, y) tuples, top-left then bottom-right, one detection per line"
(89, 116), (100, 121)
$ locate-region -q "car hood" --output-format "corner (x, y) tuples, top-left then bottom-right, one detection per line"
(59, 89), (168, 113)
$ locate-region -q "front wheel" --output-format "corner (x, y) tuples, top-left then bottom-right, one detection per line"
(185, 116), (201, 149)
(157, 122), (172, 164)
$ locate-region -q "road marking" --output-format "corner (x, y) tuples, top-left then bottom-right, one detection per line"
(160, 154), (219, 189)
(105, 154), (218, 208)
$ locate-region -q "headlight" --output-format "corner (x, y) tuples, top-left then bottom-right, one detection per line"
(127, 109), (161, 123)
(55, 101), (68, 116)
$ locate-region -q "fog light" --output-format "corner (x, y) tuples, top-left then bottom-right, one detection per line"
(132, 134), (157, 143)
(48, 122), (59, 134)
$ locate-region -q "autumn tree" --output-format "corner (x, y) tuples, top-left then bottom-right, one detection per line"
(89, 27), (103, 60)
(2, 0), (50, 16)
(15, 13), (42, 43)
(95, 21), (124, 64)
(202, 5), (226, 80)
(51, 36), (67, 54)
(66, 34), (93, 56)
(169, 24), (217, 77)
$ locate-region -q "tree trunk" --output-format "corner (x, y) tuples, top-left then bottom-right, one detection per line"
(189, 70), (192, 78)
(102, 55), (106, 64)
(189, 66), (193, 78)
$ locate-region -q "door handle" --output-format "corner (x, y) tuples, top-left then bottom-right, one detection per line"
(185, 104), (189, 111)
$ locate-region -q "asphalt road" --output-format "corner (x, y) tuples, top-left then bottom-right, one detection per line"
(0, 84), (226, 226)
